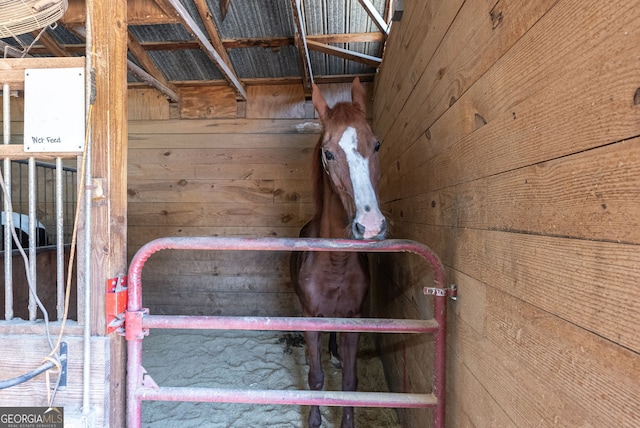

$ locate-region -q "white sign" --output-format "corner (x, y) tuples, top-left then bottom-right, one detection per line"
(24, 67), (85, 152)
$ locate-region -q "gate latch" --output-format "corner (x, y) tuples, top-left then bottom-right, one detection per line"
(106, 276), (128, 334)
(424, 284), (457, 300)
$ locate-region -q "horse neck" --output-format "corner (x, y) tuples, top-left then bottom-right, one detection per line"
(315, 172), (350, 239)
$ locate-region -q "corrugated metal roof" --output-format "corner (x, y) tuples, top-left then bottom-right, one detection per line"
(1, 0), (392, 97)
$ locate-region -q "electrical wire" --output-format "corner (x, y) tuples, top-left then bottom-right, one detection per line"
(0, 360), (56, 390)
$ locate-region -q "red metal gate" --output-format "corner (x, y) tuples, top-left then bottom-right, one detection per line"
(125, 237), (455, 428)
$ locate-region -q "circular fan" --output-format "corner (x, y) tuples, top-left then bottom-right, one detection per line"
(0, 0), (68, 38)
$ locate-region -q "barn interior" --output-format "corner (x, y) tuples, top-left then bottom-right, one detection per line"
(0, 0), (639, 427)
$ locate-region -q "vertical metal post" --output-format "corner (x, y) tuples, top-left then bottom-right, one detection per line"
(2, 83), (12, 320)
(82, 7), (93, 413)
(433, 292), (447, 428)
(27, 157), (37, 320)
(56, 157), (64, 319)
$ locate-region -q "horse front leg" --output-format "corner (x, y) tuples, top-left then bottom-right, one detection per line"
(339, 332), (360, 428)
(304, 330), (324, 428)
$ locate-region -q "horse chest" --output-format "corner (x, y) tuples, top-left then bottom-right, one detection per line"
(297, 252), (369, 316)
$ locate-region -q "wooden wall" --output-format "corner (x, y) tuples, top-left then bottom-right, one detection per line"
(127, 82), (373, 317)
(372, 0), (640, 427)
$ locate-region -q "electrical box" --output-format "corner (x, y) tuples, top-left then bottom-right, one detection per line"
(23, 67), (85, 152)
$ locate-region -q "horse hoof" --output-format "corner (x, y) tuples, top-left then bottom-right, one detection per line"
(308, 407), (322, 428)
(330, 353), (342, 369)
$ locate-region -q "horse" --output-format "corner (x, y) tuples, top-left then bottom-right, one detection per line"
(290, 77), (387, 428)
(1, 212), (49, 250)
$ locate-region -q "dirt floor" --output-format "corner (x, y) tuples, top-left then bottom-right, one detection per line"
(141, 329), (401, 427)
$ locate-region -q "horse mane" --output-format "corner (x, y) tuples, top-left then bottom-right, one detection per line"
(311, 134), (325, 222)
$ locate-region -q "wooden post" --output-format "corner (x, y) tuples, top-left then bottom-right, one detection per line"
(86, 0), (128, 426)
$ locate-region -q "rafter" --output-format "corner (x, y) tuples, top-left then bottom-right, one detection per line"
(33, 29), (71, 57)
(192, 0), (237, 76)
(159, 0), (247, 100)
(357, 0), (390, 37)
(71, 25), (180, 103)
(127, 60), (180, 102)
(220, 0), (231, 20)
(127, 30), (181, 102)
(290, 0), (313, 93)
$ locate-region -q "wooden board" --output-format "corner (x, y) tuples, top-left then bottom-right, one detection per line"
(0, 334), (110, 426)
(128, 87), (170, 120)
(128, 116), (323, 318)
(178, 86), (237, 119)
(372, 0), (640, 426)
(246, 84), (306, 118)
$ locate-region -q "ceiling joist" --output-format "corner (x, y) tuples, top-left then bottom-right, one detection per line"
(127, 30), (181, 102)
(357, 0), (390, 37)
(159, 0), (248, 100)
(127, 60), (180, 102)
(290, 0), (314, 93)
(192, 0), (237, 76)
(307, 40), (382, 69)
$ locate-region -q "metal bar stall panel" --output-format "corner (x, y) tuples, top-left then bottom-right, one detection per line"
(140, 387), (438, 408)
(27, 157), (36, 320)
(142, 315), (439, 334)
(126, 237), (450, 428)
(2, 83), (12, 320)
(55, 157), (64, 319)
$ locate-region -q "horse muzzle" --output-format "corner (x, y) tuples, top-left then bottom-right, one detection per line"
(352, 217), (387, 240)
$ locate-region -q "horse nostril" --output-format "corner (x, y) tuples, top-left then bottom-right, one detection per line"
(379, 219), (388, 238)
(354, 222), (366, 238)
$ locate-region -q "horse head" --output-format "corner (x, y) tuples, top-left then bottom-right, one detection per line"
(312, 78), (387, 240)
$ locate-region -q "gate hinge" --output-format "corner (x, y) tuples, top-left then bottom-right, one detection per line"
(125, 308), (150, 341)
(424, 284), (457, 300)
(106, 276), (128, 334)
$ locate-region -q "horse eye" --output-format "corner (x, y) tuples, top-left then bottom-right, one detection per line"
(374, 141), (381, 152)
(324, 150), (334, 161)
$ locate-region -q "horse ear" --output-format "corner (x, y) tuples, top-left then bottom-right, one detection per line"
(351, 77), (367, 114)
(312, 83), (329, 122)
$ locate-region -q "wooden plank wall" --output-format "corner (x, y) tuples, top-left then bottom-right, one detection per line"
(127, 82), (371, 317)
(372, 0), (640, 427)
(0, 333), (110, 426)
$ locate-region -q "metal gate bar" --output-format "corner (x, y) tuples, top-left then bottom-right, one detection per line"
(126, 237), (452, 428)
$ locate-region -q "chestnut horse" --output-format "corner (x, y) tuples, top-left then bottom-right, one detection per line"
(290, 78), (387, 428)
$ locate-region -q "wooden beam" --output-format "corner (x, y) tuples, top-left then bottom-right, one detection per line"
(307, 39), (382, 68)
(162, 0), (247, 100)
(192, 0), (239, 79)
(32, 30), (71, 57)
(127, 60), (180, 102)
(134, 32), (384, 50)
(127, 30), (181, 102)
(220, 0), (231, 20)
(17, 32), (385, 55)
(71, 26), (179, 102)
(41, 34), (383, 52)
(86, 0), (128, 425)
(357, 0), (390, 37)
(290, 0), (313, 92)
(138, 73), (376, 88)
(0, 57), (85, 90)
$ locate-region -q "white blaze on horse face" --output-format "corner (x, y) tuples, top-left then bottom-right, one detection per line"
(338, 126), (385, 239)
